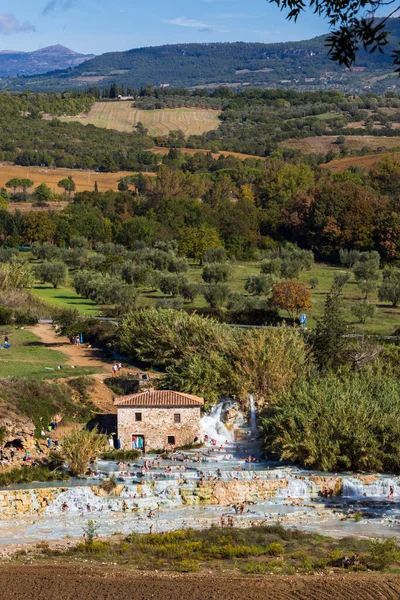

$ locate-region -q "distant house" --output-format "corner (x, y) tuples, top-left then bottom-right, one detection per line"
(115, 390), (204, 451)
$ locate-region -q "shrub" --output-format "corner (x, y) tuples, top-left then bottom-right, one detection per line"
(61, 428), (108, 476)
(0, 306), (13, 325)
(266, 542), (284, 556)
(176, 559), (200, 572)
(309, 277), (319, 289)
(369, 538), (400, 569)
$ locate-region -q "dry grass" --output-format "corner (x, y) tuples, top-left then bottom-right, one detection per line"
(60, 103), (222, 136)
(280, 135), (400, 155)
(0, 164), (153, 195)
(321, 151), (400, 172)
(150, 146), (266, 161)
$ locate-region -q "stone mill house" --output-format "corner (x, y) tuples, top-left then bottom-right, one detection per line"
(115, 389), (204, 451)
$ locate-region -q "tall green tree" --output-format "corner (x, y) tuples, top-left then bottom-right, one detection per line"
(313, 291), (349, 371)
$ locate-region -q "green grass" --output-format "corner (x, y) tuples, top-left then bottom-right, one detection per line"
(33, 284), (99, 316)
(0, 328), (98, 379)
(29, 261), (400, 335)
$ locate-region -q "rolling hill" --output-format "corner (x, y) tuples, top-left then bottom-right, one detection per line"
(0, 45), (94, 77)
(2, 19), (400, 93)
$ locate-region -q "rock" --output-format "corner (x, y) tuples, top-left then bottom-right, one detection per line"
(354, 474), (378, 485)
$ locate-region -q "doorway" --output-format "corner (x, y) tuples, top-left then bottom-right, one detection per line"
(167, 435), (175, 446)
(132, 435), (144, 451)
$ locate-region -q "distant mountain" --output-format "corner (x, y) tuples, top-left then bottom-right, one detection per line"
(0, 45), (95, 77)
(2, 19), (400, 93)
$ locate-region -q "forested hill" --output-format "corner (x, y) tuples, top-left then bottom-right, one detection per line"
(0, 45), (94, 77)
(3, 18), (400, 94)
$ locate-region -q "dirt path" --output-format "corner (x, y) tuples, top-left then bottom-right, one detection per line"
(1, 565), (400, 600)
(31, 323), (119, 413)
(32, 323), (113, 372)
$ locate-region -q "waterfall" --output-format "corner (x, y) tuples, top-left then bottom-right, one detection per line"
(249, 394), (257, 435)
(201, 401), (235, 443)
(342, 477), (400, 498)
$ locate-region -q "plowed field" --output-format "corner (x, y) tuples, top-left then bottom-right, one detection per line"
(1, 565), (400, 600)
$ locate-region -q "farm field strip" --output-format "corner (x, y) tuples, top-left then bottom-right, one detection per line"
(322, 151), (400, 171)
(280, 135), (400, 155)
(61, 103), (222, 136)
(0, 164), (149, 194)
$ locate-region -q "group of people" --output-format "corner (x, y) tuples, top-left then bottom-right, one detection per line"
(220, 515), (235, 527)
(111, 362), (123, 376)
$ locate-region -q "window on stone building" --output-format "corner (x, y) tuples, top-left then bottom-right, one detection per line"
(168, 436), (175, 445)
(135, 412), (142, 422)
(174, 413), (181, 423)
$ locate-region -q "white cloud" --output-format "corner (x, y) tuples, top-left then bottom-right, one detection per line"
(164, 17), (212, 31)
(0, 13), (35, 34)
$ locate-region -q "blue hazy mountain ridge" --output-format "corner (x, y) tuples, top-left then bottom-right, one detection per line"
(0, 45), (95, 77)
(2, 18), (400, 92)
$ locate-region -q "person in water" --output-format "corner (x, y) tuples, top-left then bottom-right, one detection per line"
(389, 485), (395, 500)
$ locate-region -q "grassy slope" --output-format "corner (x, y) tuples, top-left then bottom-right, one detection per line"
(33, 283), (99, 316)
(61, 104), (222, 136)
(0, 327), (98, 379)
(29, 261), (400, 335)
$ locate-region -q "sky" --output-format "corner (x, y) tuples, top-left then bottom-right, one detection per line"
(0, 0), (377, 55)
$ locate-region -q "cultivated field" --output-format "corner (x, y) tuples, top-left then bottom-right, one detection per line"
(280, 135), (400, 154)
(1, 565), (400, 600)
(0, 164), (146, 194)
(150, 146), (267, 161)
(61, 103), (222, 136)
(322, 151), (400, 172)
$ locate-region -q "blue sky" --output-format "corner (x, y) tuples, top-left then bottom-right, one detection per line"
(0, 0), (371, 55)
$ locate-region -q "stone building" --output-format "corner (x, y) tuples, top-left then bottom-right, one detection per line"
(115, 390), (204, 451)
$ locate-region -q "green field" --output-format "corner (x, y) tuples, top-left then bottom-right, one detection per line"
(30, 261), (400, 335)
(0, 328), (98, 379)
(33, 283), (99, 316)
(61, 103), (222, 136)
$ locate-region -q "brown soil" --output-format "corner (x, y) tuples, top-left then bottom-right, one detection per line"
(150, 146), (267, 161)
(31, 324), (118, 413)
(1, 565), (400, 600)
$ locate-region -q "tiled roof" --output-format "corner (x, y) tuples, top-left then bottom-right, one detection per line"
(114, 390), (204, 408)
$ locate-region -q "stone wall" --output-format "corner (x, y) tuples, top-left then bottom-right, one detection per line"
(118, 406), (202, 451)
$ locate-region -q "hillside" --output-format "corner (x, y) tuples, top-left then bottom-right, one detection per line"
(3, 19), (400, 93)
(0, 45), (94, 77)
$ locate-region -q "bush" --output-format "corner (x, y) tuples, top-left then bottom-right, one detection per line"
(262, 370), (400, 472)
(0, 306), (13, 325)
(0, 466), (69, 487)
(202, 263), (232, 283)
(61, 428), (109, 476)
(176, 559), (200, 572)
(266, 542), (284, 556)
(369, 538), (400, 569)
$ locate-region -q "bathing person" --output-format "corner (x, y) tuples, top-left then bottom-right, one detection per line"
(62, 502), (69, 512)
(389, 485), (395, 500)
(220, 515), (226, 527)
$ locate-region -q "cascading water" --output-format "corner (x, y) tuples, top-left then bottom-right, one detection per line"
(249, 394), (257, 435)
(201, 400), (237, 443)
(342, 477), (400, 498)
